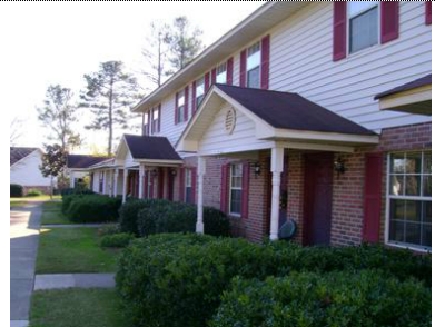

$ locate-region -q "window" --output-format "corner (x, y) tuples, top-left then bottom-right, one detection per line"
(216, 62), (227, 84)
(348, 1), (379, 54)
(185, 169), (192, 203)
(387, 151), (432, 250)
(196, 77), (205, 109)
(229, 163), (243, 216)
(143, 112), (149, 136)
(151, 107), (160, 134)
(247, 42), (260, 88)
(177, 91), (185, 124)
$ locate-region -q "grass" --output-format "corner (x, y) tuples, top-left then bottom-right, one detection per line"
(36, 227), (120, 273)
(30, 288), (127, 327)
(40, 200), (72, 225)
(10, 195), (61, 202)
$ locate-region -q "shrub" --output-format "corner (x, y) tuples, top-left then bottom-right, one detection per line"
(118, 199), (171, 236)
(100, 233), (135, 248)
(66, 195), (122, 223)
(62, 195), (82, 214)
(10, 184), (23, 198)
(211, 270), (431, 327)
(98, 225), (120, 237)
(27, 189), (42, 197)
(203, 207), (230, 237)
(60, 188), (95, 197)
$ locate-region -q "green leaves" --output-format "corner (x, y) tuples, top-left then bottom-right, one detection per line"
(40, 144), (66, 178)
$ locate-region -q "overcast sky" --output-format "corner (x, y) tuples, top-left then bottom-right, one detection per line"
(1, 2), (265, 153)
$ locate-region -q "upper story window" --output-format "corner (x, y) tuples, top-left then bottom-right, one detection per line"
(196, 77), (205, 109)
(143, 112), (150, 136)
(348, 1), (379, 54)
(176, 91), (185, 124)
(151, 107), (160, 134)
(216, 62), (227, 84)
(247, 42), (260, 88)
(387, 151), (432, 251)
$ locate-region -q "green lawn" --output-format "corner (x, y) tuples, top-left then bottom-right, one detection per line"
(11, 195), (61, 202)
(30, 289), (127, 327)
(36, 227), (120, 273)
(40, 201), (72, 225)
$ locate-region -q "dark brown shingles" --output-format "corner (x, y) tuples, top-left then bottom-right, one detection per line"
(375, 75), (432, 100)
(124, 136), (181, 161)
(67, 155), (108, 169)
(10, 147), (38, 166)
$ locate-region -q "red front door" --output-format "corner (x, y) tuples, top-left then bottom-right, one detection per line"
(304, 153), (333, 246)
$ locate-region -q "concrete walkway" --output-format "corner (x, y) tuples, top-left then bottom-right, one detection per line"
(34, 274), (116, 290)
(10, 203), (42, 327)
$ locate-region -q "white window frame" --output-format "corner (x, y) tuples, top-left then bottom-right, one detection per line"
(385, 151), (432, 252)
(229, 163), (243, 217)
(347, 1), (380, 55)
(177, 91), (185, 124)
(196, 77), (205, 109)
(216, 62), (227, 84)
(247, 41), (261, 88)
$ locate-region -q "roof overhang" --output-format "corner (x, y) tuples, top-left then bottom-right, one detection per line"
(132, 2), (308, 112)
(177, 86), (379, 155)
(378, 85), (432, 116)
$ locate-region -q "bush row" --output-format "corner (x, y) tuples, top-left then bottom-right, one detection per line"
(100, 233), (135, 248)
(116, 234), (431, 327)
(118, 199), (230, 237)
(62, 195), (122, 223)
(60, 188), (95, 197)
(211, 271), (431, 327)
(10, 184), (23, 197)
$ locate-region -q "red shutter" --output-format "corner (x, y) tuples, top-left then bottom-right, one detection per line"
(381, 1), (399, 44)
(227, 57), (234, 86)
(211, 68), (217, 86)
(241, 163), (250, 219)
(220, 164), (229, 213)
(191, 81), (197, 116)
(184, 86), (189, 122)
(158, 104), (161, 133)
(363, 153), (384, 243)
(333, 2), (347, 61)
(426, 1), (432, 25)
(239, 50), (247, 87)
(205, 71), (210, 92)
(179, 168), (185, 202)
(191, 168), (197, 205)
(175, 92), (179, 125)
(260, 35), (270, 90)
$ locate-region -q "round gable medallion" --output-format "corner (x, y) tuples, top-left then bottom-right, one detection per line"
(225, 107), (237, 135)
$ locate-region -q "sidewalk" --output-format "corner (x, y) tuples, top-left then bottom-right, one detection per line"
(34, 274), (116, 290)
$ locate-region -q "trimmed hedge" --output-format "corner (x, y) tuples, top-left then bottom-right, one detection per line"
(100, 233), (135, 248)
(66, 195), (122, 223)
(27, 189), (42, 197)
(211, 271), (431, 327)
(116, 235), (431, 327)
(10, 184), (23, 198)
(60, 188), (95, 197)
(62, 195), (82, 214)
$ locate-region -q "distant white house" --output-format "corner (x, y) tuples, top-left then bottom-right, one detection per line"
(10, 147), (54, 195)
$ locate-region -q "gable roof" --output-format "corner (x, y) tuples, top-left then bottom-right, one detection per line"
(214, 84), (376, 136)
(375, 74), (432, 100)
(10, 147), (39, 166)
(67, 155), (109, 169)
(124, 135), (182, 161)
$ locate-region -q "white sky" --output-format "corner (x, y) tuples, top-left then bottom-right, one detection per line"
(1, 1), (266, 153)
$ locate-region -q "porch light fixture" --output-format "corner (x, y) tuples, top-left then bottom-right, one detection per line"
(334, 157), (346, 178)
(170, 169), (177, 177)
(250, 162), (261, 178)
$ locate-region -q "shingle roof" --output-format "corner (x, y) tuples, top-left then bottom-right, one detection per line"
(124, 135), (182, 161)
(67, 155), (108, 169)
(10, 147), (39, 166)
(375, 75), (432, 100)
(216, 84), (376, 136)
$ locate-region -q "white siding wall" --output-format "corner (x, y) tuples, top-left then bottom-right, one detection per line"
(149, 2), (431, 148)
(10, 150), (53, 187)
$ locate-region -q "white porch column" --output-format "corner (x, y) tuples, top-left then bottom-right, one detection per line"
(138, 165), (145, 199)
(114, 168), (119, 197)
(102, 170), (107, 195)
(122, 168), (128, 204)
(70, 172), (75, 188)
(108, 170), (113, 197)
(269, 147), (285, 241)
(196, 156), (206, 234)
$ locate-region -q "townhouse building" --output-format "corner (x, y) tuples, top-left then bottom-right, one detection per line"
(89, 2), (432, 252)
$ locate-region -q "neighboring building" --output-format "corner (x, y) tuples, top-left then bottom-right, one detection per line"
(94, 2), (432, 252)
(10, 147), (54, 195)
(66, 155), (108, 188)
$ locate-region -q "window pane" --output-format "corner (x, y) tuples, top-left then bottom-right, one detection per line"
(423, 176), (432, 197)
(423, 201), (432, 223)
(424, 153), (432, 174)
(405, 176), (421, 196)
(230, 189), (241, 214)
(406, 152), (422, 175)
(144, 112), (149, 124)
(185, 187), (192, 203)
(247, 67), (260, 89)
(197, 78), (205, 97)
(390, 153), (406, 174)
(178, 93), (185, 107)
(390, 199), (406, 220)
(389, 176), (404, 196)
(389, 219), (405, 243)
(405, 222), (422, 246)
(196, 95), (204, 109)
(178, 106), (184, 123)
(153, 109), (159, 120)
(349, 6), (379, 53)
(348, 1), (378, 18)
(422, 224), (432, 247)
(405, 200), (421, 222)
